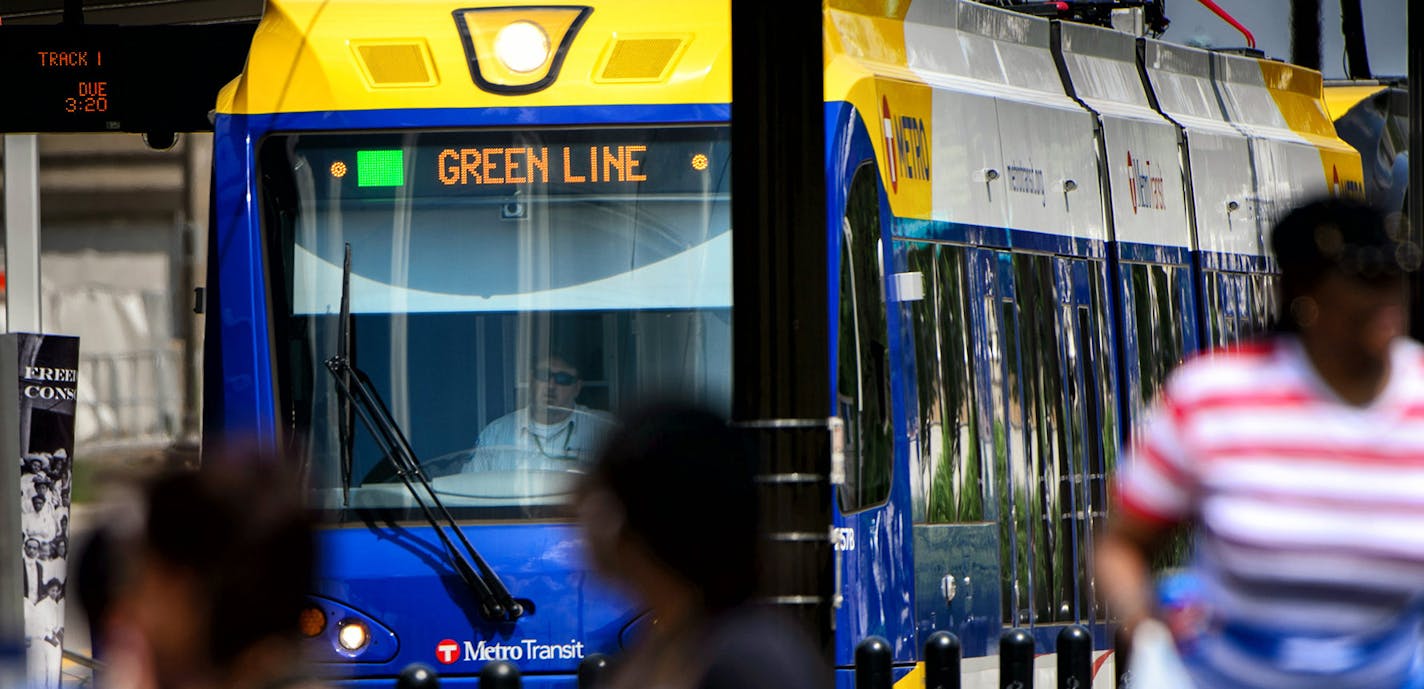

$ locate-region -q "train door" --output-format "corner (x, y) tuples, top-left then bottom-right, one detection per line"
(970, 249), (1118, 643)
(903, 242), (1003, 659)
(834, 163), (916, 663)
(1054, 257), (1119, 633)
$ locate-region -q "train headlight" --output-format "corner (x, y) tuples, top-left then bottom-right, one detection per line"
(494, 21), (550, 74)
(337, 620), (370, 652)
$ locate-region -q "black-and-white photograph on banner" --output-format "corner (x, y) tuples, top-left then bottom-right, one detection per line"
(11, 335), (79, 689)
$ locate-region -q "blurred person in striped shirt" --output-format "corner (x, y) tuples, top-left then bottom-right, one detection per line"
(1097, 197), (1424, 689)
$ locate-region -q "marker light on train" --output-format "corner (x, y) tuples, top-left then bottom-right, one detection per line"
(298, 606), (326, 638)
(337, 619), (370, 652)
(494, 21), (550, 74)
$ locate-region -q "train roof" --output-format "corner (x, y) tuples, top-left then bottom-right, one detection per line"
(216, 0), (732, 116)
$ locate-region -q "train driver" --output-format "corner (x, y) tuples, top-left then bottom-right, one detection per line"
(466, 352), (616, 472)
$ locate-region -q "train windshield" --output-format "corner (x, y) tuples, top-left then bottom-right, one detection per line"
(258, 125), (732, 519)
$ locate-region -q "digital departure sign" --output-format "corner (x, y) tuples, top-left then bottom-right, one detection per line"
(0, 25), (255, 134)
(277, 127), (731, 200)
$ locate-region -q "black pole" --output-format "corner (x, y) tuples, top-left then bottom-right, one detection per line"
(1340, 0), (1372, 79)
(1411, 0), (1424, 340)
(1290, 0), (1321, 70)
(730, 0), (833, 656)
(855, 637), (893, 689)
(396, 664), (440, 689)
(577, 654), (610, 689)
(478, 661), (520, 689)
(1113, 626), (1132, 689)
(1056, 626), (1092, 689)
(924, 631), (961, 689)
(1000, 629), (1035, 689)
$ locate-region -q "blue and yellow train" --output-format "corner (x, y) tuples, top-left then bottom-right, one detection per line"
(204, 1), (1365, 686)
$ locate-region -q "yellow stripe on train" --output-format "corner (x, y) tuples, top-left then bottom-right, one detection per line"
(1257, 59), (1365, 199)
(216, 0), (731, 116)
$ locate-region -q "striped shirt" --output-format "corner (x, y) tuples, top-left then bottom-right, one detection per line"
(1115, 335), (1424, 689)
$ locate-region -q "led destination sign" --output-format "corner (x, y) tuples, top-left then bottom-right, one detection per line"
(435, 144), (650, 186)
(284, 126), (729, 200)
(0, 25), (255, 134)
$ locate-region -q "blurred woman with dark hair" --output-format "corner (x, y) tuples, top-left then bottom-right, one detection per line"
(103, 455), (323, 689)
(576, 402), (828, 689)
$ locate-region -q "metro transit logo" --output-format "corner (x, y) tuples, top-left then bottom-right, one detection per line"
(436, 639), (461, 665)
(435, 637), (586, 664)
(1125, 151), (1166, 213)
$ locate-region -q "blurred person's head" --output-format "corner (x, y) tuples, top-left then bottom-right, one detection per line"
(31, 495), (46, 513)
(577, 402), (759, 621)
(531, 353), (583, 424)
(1272, 197), (1417, 364)
(24, 538), (40, 559)
(43, 579), (64, 602)
(127, 456), (315, 686)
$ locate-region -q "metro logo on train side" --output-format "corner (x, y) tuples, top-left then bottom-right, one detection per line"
(1126, 151), (1168, 213)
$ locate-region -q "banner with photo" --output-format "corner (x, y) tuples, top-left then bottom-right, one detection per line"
(4, 334), (79, 689)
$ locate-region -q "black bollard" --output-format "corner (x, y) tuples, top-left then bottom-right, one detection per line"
(924, 631), (961, 689)
(579, 653), (611, 689)
(1056, 625), (1092, 689)
(480, 660), (520, 689)
(396, 663), (440, 689)
(856, 636), (893, 689)
(1113, 626), (1132, 689)
(999, 629), (1035, 689)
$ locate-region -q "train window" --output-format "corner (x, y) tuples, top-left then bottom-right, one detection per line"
(837, 165), (892, 513)
(906, 244), (984, 524)
(996, 296), (1028, 624)
(1080, 268), (1119, 619)
(1204, 271), (1273, 349)
(1126, 263), (1186, 416)
(1014, 254), (1071, 624)
(256, 126), (733, 519)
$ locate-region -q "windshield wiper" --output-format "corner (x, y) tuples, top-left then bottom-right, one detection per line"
(325, 356), (526, 623)
(337, 243), (354, 508)
(324, 243), (523, 623)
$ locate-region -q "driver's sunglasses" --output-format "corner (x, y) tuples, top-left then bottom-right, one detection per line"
(533, 369), (579, 386)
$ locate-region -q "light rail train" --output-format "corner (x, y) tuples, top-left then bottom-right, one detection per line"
(203, 1), (1365, 687)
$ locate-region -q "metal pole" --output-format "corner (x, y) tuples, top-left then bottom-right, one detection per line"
(854, 637), (892, 689)
(1056, 625), (1092, 689)
(3, 135), (42, 334)
(1340, 0), (1372, 79)
(395, 663), (439, 689)
(479, 661), (520, 689)
(730, 0), (832, 655)
(924, 631), (962, 689)
(1290, 0), (1321, 70)
(1000, 629), (1035, 689)
(180, 135), (213, 445)
(1410, 0), (1423, 340)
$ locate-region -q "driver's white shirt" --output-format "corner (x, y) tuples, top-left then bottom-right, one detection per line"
(467, 405), (616, 472)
